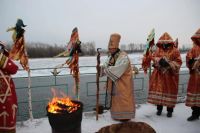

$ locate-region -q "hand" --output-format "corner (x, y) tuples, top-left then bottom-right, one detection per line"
(159, 58), (170, 68)
(188, 58), (195, 66)
(152, 57), (161, 67)
(192, 60), (200, 70)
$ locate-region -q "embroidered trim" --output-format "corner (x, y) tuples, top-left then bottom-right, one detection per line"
(0, 53), (7, 68)
(0, 126), (16, 130)
(111, 111), (135, 119)
(0, 70), (12, 104)
(148, 99), (176, 107)
(186, 102), (200, 106)
(187, 93), (200, 96)
(148, 94), (177, 102)
(149, 91), (177, 98)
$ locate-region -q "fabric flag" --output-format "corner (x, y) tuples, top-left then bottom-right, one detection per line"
(65, 27), (81, 70)
(66, 27), (81, 98)
(143, 28), (155, 56)
(7, 19), (29, 71)
(142, 29), (155, 74)
(54, 27), (80, 57)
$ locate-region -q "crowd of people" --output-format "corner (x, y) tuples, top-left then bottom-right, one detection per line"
(0, 25), (200, 132)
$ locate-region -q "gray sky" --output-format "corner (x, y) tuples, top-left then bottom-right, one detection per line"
(0, 0), (200, 48)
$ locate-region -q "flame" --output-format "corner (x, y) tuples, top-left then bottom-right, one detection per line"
(48, 97), (80, 114)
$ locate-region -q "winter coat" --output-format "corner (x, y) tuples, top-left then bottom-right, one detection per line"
(142, 47), (182, 107)
(101, 51), (135, 120)
(185, 44), (200, 107)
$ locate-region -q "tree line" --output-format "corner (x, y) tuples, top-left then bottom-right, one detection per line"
(5, 42), (191, 58)
(120, 43), (191, 53)
(5, 42), (97, 58)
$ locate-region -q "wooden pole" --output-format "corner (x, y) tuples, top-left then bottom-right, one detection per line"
(96, 48), (101, 120)
(73, 51), (80, 100)
(28, 69), (33, 121)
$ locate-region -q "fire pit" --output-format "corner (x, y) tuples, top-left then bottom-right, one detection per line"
(47, 97), (83, 133)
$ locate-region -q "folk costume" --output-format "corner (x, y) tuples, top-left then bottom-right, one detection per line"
(186, 28), (200, 121)
(0, 42), (18, 133)
(142, 32), (182, 117)
(100, 33), (135, 121)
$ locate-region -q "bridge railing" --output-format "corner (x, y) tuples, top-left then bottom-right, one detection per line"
(13, 63), (189, 121)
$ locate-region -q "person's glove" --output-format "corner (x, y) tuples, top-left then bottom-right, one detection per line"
(188, 58), (195, 66)
(159, 58), (170, 68)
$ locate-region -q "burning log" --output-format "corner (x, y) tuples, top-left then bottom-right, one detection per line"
(47, 97), (83, 133)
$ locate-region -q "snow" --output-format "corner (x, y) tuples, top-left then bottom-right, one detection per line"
(16, 103), (200, 133)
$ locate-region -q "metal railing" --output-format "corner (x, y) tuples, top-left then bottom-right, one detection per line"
(13, 63), (189, 121)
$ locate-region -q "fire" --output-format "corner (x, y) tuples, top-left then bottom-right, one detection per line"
(48, 97), (80, 114)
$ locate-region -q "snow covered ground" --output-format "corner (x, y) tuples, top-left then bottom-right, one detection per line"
(16, 103), (200, 133)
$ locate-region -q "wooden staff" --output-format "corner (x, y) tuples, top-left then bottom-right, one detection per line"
(28, 69), (33, 121)
(74, 51), (80, 100)
(96, 48), (101, 120)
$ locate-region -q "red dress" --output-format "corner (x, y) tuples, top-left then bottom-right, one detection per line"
(185, 45), (200, 107)
(0, 52), (18, 132)
(142, 32), (182, 108)
(143, 48), (182, 107)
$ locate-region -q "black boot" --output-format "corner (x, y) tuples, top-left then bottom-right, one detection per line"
(157, 105), (163, 116)
(167, 107), (173, 118)
(167, 112), (172, 117)
(187, 106), (200, 121)
(187, 115), (199, 121)
(157, 110), (162, 116)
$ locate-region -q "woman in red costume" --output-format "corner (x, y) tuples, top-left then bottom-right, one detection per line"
(0, 41), (18, 133)
(142, 32), (182, 117)
(186, 28), (200, 121)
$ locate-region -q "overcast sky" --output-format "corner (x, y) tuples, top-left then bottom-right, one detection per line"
(0, 0), (200, 48)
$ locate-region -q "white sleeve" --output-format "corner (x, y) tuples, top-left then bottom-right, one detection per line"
(104, 55), (129, 82)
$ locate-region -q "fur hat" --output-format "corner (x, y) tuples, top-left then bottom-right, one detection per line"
(157, 32), (174, 47)
(96, 121), (156, 133)
(191, 28), (200, 45)
(191, 28), (200, 40)
(108, 33), (121, 49)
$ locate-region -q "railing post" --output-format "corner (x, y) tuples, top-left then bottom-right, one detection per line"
(54, 75), (57, 85)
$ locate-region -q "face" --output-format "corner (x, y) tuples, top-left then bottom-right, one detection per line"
(162, 43), (172, 50)
(109, 48), (118, 54)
